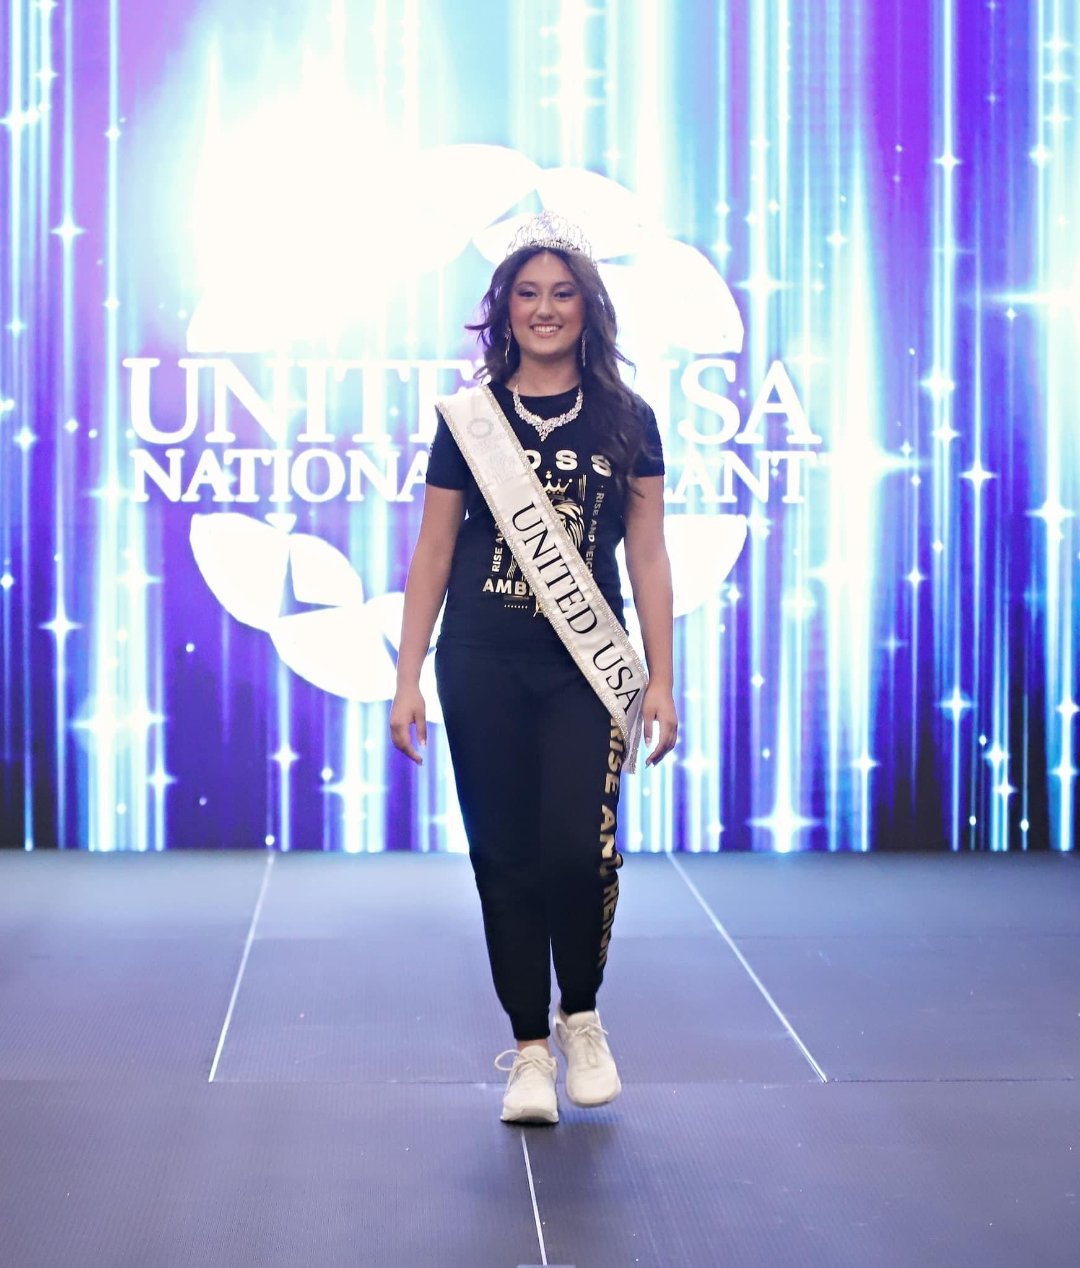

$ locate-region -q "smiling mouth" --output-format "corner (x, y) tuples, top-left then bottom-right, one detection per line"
(531, 325), (561, 335)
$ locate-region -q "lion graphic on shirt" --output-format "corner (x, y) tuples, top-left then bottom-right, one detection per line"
(500, 473), (587, 616)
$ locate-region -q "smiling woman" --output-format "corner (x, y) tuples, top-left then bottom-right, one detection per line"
(389, 210), (677, 1125)
(508, 252), (586, 371)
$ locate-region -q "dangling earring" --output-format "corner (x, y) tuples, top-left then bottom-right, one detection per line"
(503, 327), (512, 364)
(580, 330), (588, 368)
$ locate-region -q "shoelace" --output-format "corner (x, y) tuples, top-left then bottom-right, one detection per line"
(560, 1017), (610, 1066)
(494, 1048), (554, 1079)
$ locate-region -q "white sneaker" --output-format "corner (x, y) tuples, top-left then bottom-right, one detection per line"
(494, 1045), (559, 1124)
(552, 1008), (622, 1106)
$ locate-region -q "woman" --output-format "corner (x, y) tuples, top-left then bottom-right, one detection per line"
(390, 211), (677, 1124)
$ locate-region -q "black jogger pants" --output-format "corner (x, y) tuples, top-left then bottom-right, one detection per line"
(435, 642), (625, 1041)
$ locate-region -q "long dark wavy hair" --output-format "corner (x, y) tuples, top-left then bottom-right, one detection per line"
(466, 246), (646, 494)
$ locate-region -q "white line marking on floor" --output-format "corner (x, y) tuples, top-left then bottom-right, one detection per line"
(667, 853), (829, 1084)
(207, 849), (275, 1084)
(520, 1130), (548, 1266)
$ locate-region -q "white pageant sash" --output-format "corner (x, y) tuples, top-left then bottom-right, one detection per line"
(436, 384), (648, 773)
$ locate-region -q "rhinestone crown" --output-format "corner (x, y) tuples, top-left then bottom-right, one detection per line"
(505, 210), (594, 260)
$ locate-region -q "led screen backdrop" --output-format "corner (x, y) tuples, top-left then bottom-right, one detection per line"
(1, 0), (1076, 852)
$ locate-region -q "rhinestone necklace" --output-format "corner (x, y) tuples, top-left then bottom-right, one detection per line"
(512, 384), (584, 441)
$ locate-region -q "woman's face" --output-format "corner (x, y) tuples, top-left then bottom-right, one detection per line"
(507, 251), (586, 369)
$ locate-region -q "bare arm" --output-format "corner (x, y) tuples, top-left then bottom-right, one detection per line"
(624, 476), (678, 765)
(390, 485), (465, 763)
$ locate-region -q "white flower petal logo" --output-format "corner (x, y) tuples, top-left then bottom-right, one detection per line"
(664, 514), (749, 619)
(189, 513), (443, 719)
(183, 131), (750, 709)
(618, 513), (748, 647)
(187, 140), (744, 359)
(470, 162), (745, 357)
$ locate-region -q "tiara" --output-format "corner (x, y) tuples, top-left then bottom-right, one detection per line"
(505, 210), (593, 260)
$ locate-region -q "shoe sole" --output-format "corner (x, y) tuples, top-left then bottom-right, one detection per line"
(562, 1081), (621, 1108)
(501, 1107), (559, 1124)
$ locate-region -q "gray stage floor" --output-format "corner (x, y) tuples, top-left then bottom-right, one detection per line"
(1, 851), (1078, 1268)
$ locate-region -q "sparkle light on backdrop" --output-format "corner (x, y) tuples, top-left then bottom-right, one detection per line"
(0, 0), (1075, 852)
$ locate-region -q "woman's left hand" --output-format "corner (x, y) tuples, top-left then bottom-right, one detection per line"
(641, 683), (678, 766)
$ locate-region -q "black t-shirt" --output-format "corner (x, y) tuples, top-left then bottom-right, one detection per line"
(426, 382), (664, 651)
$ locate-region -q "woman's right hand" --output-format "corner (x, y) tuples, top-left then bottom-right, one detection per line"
(389, 685), (427, 765)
